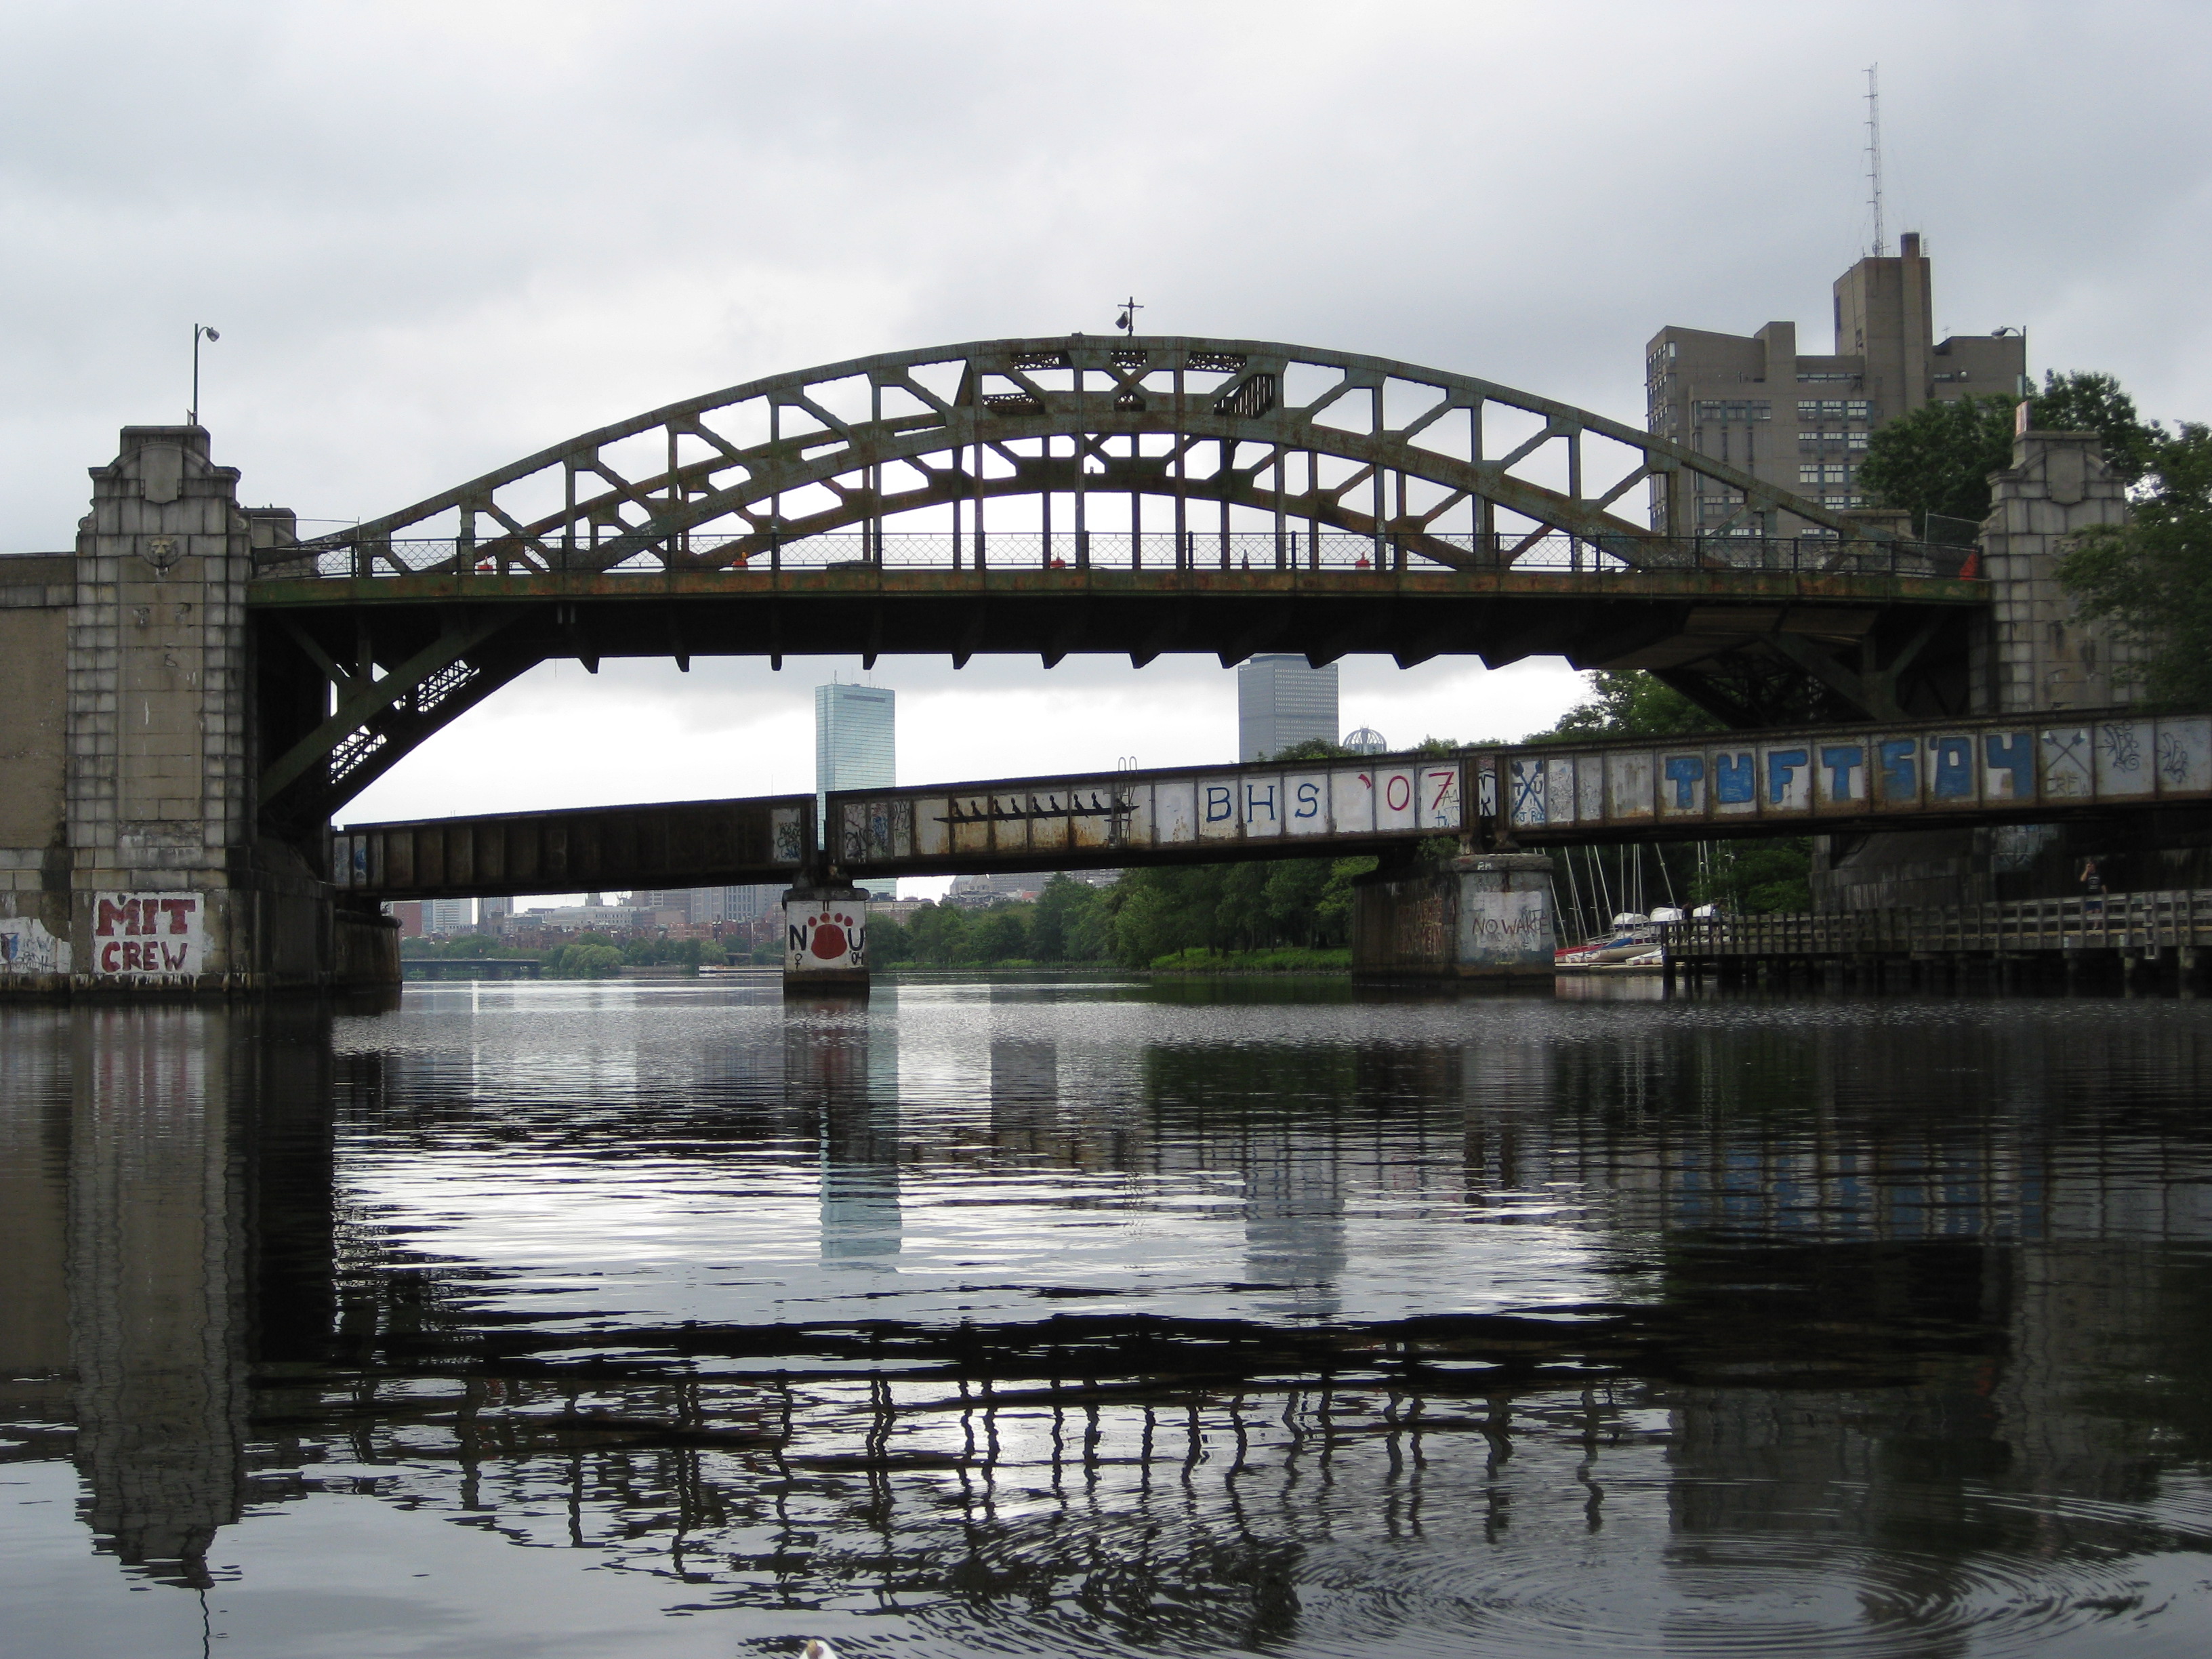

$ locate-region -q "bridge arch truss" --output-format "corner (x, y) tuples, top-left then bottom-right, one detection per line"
(255, 338), (1967, 836)
(290, 335), (1891, 577)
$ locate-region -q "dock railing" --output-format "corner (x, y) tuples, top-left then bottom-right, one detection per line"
(1657, 888), (2212, 960)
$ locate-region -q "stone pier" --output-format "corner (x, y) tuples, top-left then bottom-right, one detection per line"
(1350, 853), (1557, 981)
(0, 426), (396, 999)
(782, 882), (872, 996)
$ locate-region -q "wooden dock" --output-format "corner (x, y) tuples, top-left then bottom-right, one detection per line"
(1655, 889), (2212, 989)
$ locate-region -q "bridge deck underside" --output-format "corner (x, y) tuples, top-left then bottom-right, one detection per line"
(253, 567), (1978, 672)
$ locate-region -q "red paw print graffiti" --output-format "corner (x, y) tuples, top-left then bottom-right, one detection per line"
(790, 905), (867, 966)
(808, 909), (857, 960)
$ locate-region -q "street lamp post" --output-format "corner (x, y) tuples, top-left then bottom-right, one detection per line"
(190, 324), (220, 426)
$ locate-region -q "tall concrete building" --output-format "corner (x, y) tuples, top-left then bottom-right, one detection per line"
(422, 897), (473, 935)
(1645, 233), (2027, 537)
(816, 681), (895, 895)
(1237, 655), (1338, 762)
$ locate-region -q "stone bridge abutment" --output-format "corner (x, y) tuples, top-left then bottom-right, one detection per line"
(1, 426), (395, 997)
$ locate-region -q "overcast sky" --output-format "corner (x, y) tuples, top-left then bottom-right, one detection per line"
(5, 1), (2207, 894)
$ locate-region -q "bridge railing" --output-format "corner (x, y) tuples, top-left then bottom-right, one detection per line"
(253, 529), (1974, 581)
(1658, 889), (2212, 959)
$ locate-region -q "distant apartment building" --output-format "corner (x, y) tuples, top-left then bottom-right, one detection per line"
(817, 680), (896, 897)
(1237, 655), (1338, 762)
(512, 902), (656, 935)
(422, 897), (474, 935)
(1645, 233), (2026, 537)
(649, 884), (786, 927)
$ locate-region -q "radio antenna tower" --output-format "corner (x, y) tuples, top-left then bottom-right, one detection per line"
(1864, 64), (1887, 256)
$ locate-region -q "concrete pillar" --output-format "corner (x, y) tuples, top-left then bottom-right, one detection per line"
(782, 882), (870, 996)
(1454, 853), (1557, 978)
(1974, 427), (2135, 715)
(1350, 852), (1556, 981)
(54, 426), (371, 997)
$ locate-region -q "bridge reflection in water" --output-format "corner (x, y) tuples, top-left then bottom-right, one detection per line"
(4, 985), (2212, 1651)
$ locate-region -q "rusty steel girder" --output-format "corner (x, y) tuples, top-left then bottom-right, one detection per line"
(272, 336), (1896, 579)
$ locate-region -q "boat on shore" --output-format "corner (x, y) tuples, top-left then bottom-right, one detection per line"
(1555, 909), (1681, 973)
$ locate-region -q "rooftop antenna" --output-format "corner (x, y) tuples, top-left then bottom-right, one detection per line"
(1864, 64), (1886, 256)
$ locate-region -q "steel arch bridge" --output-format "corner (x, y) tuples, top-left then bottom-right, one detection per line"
(248, 335), (1982, 834)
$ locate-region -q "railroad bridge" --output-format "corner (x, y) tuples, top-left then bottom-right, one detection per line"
(0, 335), (2144, 994)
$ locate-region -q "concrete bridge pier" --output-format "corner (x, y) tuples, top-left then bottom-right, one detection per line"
(1349, 851), (1557, 982)
(0, 426), (396, 1000)
(782, 880), (871, 997)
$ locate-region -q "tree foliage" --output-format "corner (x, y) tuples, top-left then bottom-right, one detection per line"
(2057, 422), (2212, 708)
(1856, 394), (2021, 535)
(2030, 370), (2165, 487)
(1858, 370), (2164, 535)
(1534, 670), (1717, 741)
(871, 855), (1379, 972)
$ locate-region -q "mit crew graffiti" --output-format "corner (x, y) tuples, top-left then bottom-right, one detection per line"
(89, 892), (205, 979)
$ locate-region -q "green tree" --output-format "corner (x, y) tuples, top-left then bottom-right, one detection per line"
(2030, 370), (2165, 487)
(1111, 865), (1216, 966)
(1028, 874), (1099, 961)
(903, 902), (969, 965)
(1858, 371), (2163, 535)
(869, 917), (914, 964)
(960, 905), (1030, 964)
(1856, 393), (2020, 536)
(2058, 422), (2212, 708)
(1692, 839), (1813, 914)
(1536, 670), (1717, 741)
(543, 941), (624, 979)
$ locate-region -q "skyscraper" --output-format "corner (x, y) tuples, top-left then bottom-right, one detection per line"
(816, 680), (896, 895)
(1644, 234), (2026, 539)
(1237, 655), (1338, 762)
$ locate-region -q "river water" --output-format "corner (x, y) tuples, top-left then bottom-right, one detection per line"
(5, 975), (2212, 1658)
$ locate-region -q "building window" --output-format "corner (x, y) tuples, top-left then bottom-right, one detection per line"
(1845, 400), (1872, 420)
(1799, 464), (1849, 487)
(1694, 399), (1771, 423)
(1797, 371), (1858, 384)
(1848, 431), (1869, 450)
